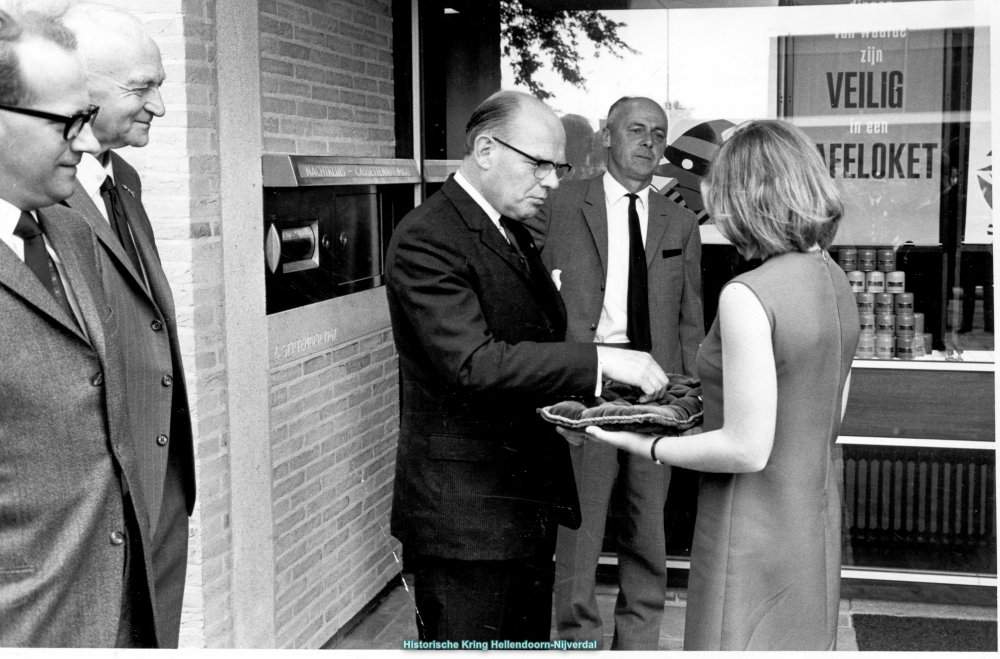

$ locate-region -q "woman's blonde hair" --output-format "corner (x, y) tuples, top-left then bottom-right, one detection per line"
(702, 120), (843, 261)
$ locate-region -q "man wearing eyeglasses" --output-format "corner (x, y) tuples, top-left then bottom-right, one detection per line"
(0, 7), (149, 647)
(385, 90), (670, 643)
(50, 3), (194, 649)
(527, 96), (704, 650)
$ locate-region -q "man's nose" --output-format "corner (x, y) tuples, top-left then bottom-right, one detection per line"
(72, 121), (102, 155)
(146, 87), (166, 118)
(539, 168), (560, 190)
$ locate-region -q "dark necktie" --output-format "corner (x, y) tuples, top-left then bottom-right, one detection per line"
(625, 193), (651, 352)
(13, 211), (77, 326)
(500, 217), (527, 263)
(100, 175), (143, 275)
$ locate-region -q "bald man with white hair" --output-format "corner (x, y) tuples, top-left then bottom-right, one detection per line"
(60, 2), (195, 648)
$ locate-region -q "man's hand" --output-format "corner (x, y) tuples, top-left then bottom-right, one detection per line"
(597, 346), (669, 401)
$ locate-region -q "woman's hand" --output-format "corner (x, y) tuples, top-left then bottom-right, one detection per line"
(581, 426), (661, 458)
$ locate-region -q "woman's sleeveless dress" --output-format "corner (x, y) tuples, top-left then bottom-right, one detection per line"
(683, 250), (860, 651)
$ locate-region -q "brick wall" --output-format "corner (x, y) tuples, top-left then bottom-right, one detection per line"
(258, 0), (395, 157)
(269, 328), (401, 648)
(106, 0), (232, 648)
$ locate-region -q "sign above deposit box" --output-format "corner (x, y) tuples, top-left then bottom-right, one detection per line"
(262, 155), (421, 187)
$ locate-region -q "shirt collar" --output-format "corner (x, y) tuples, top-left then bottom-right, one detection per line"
(603, 170), (651, 209)
(0, 197), (34, 245)
(454, 170), (502, 224)
(78, 152), (114, 198)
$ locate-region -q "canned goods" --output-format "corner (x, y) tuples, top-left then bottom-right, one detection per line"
(913, 312), (924, 336)
(858, 249), (877, 272)
(847, 270), (866, 293)
(877, 249), (896, 272)
(874, 293), (895, 313)
(875, 312), (896, 334)
(894, 292), (915, 314)
(875, 334), (895, 359)
(896, 336), (915, 360)
(886, 271), (906, 293)
(838, 248), (858, 272)
(855, 332), (876, 359)
(865, 270), (886, 293)
(859, 313), (876, 332)
(895, 313), (915, 337)
(856, 292), (875, 313)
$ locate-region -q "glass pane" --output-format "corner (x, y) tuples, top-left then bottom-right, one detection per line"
(842, 444), (996, 574)
(498, 1), (993, 362)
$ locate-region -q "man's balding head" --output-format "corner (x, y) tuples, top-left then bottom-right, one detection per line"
(63, 2), (165, 152)
(459, 90), (567, 221)
(603, 96), (667, 193)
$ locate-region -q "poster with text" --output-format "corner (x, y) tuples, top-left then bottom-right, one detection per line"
(786, 29), (945, 246)
(963, 26), (992, 245)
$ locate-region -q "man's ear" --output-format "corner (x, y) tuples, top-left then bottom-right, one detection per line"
(472, 134), (495, 171)
(601, 126), (611, 149)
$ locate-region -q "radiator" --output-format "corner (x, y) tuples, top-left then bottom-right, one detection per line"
(842, 445), (997, 574)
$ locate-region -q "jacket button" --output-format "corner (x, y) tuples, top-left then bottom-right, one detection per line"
(600, 284), (605, 291)
(162, 374), (173, 387)
(151, 319), (163, 331)
(110, 531), (125, 545)
(91, 372), (103, 386)
(156, 434), (168, 446)
(590, 324), (597, 331)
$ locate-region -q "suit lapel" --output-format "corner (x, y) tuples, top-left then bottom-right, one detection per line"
(443, 177), (534, 283)
(37, 206), (105, 351)
(506, 219), (567, 333)
(65, 177), (149, 296)
(644, 192), (670, 268)
(0, 236), (87, 340)
(582, 177), (609, 277)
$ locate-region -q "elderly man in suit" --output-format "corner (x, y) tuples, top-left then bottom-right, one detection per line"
(55, 3), (195, 648)
(385, 90), (670, 643)
(0, 7), (148, 646)
(528, 96), (704, 650)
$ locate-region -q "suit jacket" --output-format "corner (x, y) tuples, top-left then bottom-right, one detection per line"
(59, 151), (195, 648)
(0, 207), (128, 646)
(528, 175), (705, 376)
(385, 176), (599, 561)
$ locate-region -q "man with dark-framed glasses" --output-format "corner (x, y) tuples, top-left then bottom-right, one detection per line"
(385, 89), (669, 643)
(0, 5), (147, 647)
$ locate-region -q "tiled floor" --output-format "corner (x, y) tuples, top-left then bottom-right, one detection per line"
(332, 574), (994, 651)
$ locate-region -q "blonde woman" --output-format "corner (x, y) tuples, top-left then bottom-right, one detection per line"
(565, 120), (860, 650)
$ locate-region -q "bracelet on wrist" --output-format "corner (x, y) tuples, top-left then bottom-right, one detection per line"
(650, 436), (665, 465)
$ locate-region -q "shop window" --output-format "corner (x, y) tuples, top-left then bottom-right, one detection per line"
(496, 0), (995, 582)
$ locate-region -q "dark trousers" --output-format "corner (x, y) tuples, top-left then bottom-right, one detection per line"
(412, 542), (556, 643)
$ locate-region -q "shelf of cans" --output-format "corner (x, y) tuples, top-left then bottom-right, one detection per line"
(838, 248), (930, 361)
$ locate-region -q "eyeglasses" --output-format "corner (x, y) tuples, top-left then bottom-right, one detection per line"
(0, 103), (100, 140)
(492, 137), (572, 180)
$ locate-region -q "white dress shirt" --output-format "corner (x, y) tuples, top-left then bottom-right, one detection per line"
(596, 171), (651, 345)
(77, 151), (114, 224)
(454, 170), (509, 243)
(0, 198), (89, 339)
(78, 152), (149, 289)
(452, 171), (602, 393)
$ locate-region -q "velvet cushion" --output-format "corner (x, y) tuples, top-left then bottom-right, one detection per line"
(538, 375), (703, 434)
